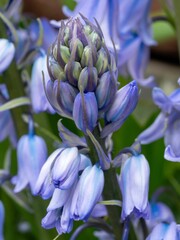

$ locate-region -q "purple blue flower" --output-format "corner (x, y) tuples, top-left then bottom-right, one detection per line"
(138, 86), (180, 162)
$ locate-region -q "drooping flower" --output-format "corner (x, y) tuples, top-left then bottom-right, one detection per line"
(12, 132), (47, 194)
(0, 201), (4, 240)
(119, 154), (150, 220)
(0, 39), (15, 74)
(138, 86), (180, 162)
(70, 164), (104, 221)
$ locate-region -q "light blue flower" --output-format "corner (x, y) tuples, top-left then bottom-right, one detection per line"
(119, 154), (150, 220)
(138, 86), (180, 162)
(70, 164), (104, 221)
(30, 54), (55, 114)
(0, 39), (15, 74)
(0, 201), (4, 240)
(146, 222), (179, 240)
(52, 147), (81, 189)
(12, 133), (47, 194)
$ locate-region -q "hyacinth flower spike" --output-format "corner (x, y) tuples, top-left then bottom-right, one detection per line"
(12, 120), (47, 194)
(0, 201), (4, 240)
(119, 153), (150, 220)
(0, 38), (15, 74)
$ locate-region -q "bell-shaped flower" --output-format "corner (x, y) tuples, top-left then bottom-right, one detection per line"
(146, 222), (179, 240)
(0, 201), (4, 240)
(73, 92), (98, 133)
(42, 181), (77, 235)
(35, 148), (64, 199)
(12, 134), (47, 195)
(101, 80), (138, 137)
(30, 54), (55, 114)
(70, 164), (104, 221)
(0, 39), (15, 74)
(138, 86), (180, 162)
(52, 147), (81, 190)
(119, 154), (150, 220)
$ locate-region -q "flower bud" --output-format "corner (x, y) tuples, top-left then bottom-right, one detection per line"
(95, 71), (117, 113)
(78, 67), (98, 92)
(64, 61), (82, 86)
(73, 92), (98, 133)
(95, 48), (109, 76)
(0, 39), (15, 73)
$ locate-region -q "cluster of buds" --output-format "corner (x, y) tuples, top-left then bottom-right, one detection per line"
(45, 15), (138, 136)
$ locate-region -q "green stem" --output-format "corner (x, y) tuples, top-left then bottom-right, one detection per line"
(86, 127), (122, 239)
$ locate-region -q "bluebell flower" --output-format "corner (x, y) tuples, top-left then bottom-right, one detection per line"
(119, 154), (150, 220)
(73, 92), (98, 133)
(12, 133), (47, 194)
(70, 164), (104, 221)
(0, 201), (4, 240)
(101, 80), (138, 137)
(146, 222), (179, 240)
(138, 86), (180, 162)
(146, 202), (175, 230)
(0, 39), (15, 74)
(30, 54), (55, 114)
(52, 147), (81, 189)
(0, 84), (17, 147)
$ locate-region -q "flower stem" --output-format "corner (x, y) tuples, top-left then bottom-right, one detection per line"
(86, 126), (122, 239)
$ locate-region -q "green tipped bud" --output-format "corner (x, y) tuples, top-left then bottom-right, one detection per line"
(69, 39), (84, 61)
(89, 31), (102, 50)
(81, 46), (95, 67)
(50, 61), (66, 81)
(78, 67), (98, 92)
(59, 45), (71, 65)
(95, 48), (109, 76)
(65, 61), (82, 86)
(83, 25), (92, 35)
(63, 27), (70, 46)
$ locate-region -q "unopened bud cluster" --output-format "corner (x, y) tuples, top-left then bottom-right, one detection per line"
(46, 16), (138, 136)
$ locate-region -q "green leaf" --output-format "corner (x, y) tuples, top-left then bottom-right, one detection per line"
(0, 97), (30, 112)
(0, 12), (18, 45)
(99, 200), (122, 207)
